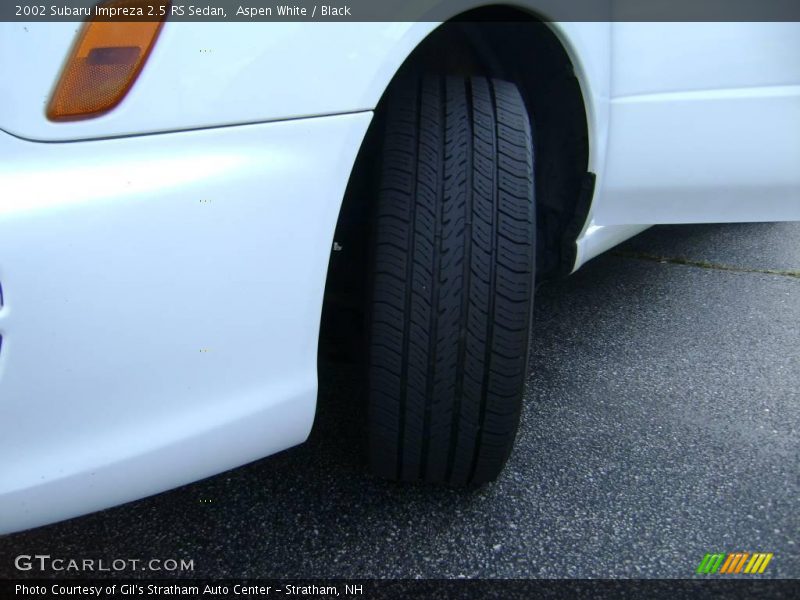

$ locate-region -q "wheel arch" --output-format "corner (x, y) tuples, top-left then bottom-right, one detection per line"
(346, 7), (595, 276)
(320, 6), (597, 357)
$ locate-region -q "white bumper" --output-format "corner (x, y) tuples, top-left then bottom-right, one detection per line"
(0, 112), (372, 533)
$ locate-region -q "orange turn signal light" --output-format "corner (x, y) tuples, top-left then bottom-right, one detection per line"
(47, 1), (169, 121)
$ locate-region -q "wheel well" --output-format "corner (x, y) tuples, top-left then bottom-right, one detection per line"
(320, 7), (591, 357)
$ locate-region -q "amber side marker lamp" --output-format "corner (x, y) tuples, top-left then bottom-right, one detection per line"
(47, 1), (169, 121)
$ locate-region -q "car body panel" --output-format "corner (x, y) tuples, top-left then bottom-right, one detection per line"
(592, 22), (800, 226)
(0, 21), (436, 141)
(0, 112), (371, 533)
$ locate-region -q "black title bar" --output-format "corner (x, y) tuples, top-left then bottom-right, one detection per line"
(4, 1), (800, 22)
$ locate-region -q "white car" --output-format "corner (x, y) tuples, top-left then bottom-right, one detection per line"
(1, 9), (798, 534)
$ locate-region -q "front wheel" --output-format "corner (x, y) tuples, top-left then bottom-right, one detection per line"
(367, 76), (536, 486)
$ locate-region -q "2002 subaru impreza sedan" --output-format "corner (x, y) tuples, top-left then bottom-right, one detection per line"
(0, 3), (798, 533)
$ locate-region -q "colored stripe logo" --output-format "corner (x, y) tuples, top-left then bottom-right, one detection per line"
(696, 552), (773, 574)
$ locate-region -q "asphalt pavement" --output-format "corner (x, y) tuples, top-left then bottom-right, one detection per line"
(2, 222), (798, 579)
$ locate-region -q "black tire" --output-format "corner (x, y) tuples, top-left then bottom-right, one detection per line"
(367, 76), (536, 486)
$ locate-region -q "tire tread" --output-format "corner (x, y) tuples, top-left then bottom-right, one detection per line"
(368, 76), (535, 486)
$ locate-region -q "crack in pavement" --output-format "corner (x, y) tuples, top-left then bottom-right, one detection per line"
(611, 250), (800, 280)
